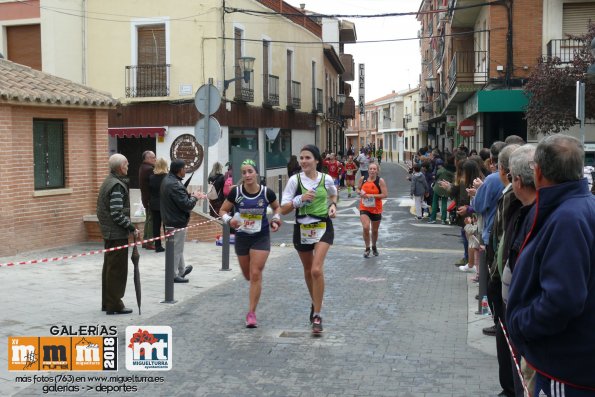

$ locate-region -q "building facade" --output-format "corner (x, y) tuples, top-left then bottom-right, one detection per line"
(0, 58), (117, 256)
(417, 0), (595, 153)
(0, 0), (357, 191)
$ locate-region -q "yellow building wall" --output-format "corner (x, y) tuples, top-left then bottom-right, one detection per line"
(85, 0), (324, 107)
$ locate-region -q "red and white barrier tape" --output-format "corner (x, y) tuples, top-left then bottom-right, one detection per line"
(0, 216), (220, 268)
(498, 318), (530, 396)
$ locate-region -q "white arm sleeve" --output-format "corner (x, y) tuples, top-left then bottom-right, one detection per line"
(325, 174), (338, 196)
(281, 175), (299, 206)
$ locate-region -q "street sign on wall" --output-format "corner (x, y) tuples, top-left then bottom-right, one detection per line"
(458, 118), (476, 137)
(358, 63), (365, 114)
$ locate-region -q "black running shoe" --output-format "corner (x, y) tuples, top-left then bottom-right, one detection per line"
(363, 248), (371, 258)
(372, 246), (379, 256)
(311, 315), (323, 334)
(309, 304), (314, 324)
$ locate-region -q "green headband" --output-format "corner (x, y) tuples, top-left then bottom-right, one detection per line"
(241, 159), (258, 173)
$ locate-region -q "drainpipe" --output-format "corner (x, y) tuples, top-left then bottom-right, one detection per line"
(82, 0), (87, 84)
(222, 0), (226, 95)
(505, 0), (513, 87)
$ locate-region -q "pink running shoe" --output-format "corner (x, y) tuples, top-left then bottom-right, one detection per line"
(245, 311), (258, 328)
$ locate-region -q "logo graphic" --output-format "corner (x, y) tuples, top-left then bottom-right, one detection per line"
(8, 336), (117, 371)
(125, 326), (172, 371)
(40, 337), (70, 370)
(9, 337), (39, 371)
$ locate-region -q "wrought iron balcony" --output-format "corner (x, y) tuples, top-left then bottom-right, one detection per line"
(447, 50), (488, 93)
(125, 64), (170, 98)
(314, 88), (323, 113)
(234, 66), (254, 103)
(263, 74), (279, 107)
(287, 80), (301, 110)
(546, 38), (584, 64)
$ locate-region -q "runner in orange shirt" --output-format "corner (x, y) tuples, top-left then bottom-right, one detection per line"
(355, 163), (388, 258)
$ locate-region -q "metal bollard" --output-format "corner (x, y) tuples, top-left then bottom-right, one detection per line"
(221, 222), (231, 271)
(477, 248), (488, 313)
(160, 227), (177, 304)
(277, 174), (283, 196)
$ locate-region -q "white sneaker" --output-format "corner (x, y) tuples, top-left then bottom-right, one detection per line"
(458, 264), (475, 272)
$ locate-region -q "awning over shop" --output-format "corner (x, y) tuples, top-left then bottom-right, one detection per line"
(477, 90), (529, 112)
(464, 89), (529, 118)
(108, 127), (166, 138)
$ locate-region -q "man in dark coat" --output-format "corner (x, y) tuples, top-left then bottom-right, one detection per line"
(160, 159), (204, 283)
(139, 150), (156, 249)
(97, 154), (139, 315)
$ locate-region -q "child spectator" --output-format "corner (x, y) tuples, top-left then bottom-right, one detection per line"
(410, 163), (429, 219)
(463, 215), (480, 276)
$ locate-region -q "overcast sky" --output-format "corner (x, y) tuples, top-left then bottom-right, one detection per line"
(285, 0), (422, 102)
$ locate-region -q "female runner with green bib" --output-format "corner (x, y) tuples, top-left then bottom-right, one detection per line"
(281, 145), (337, 334)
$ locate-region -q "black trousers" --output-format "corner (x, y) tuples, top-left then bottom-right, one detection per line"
(101, 238), (129, 312)
(151, 210), (163, 249)
(488, 277), (515, 397)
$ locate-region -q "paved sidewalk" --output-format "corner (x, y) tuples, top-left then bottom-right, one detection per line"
(2, 238), (499, 396)
(0, 240), (284, 396)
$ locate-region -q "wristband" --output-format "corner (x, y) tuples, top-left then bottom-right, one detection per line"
(328, 202), (337, 208)
(222, 213), (232, 224)
(292, 195), (303, 209)
(272, 214), (281, 222)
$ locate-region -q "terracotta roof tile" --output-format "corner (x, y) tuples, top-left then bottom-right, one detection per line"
(0, 59), (118, 108)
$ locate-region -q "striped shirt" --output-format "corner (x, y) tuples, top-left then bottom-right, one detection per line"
(109, 184), (134, 231)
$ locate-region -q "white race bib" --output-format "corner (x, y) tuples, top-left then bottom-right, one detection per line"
(362, 196), (376, 208)
(299, 222), (327, 244)
(238, 213), (263, 234)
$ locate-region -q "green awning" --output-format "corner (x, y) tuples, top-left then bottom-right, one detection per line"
(477, 90), (529, 112)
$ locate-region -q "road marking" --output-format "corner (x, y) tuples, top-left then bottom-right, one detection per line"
(410, 223), (452, 228)
(333, 245), (461, 254)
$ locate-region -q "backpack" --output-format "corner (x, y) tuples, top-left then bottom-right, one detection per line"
(223, 176), (233, 197)
(207, 182), (218, 200)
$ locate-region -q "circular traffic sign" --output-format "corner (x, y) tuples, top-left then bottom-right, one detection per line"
(458, 118), (476, 137)
(194, 116), (221, 147)
(194, 84), (221, 116)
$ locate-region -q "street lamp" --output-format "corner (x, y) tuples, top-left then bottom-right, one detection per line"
(224, 56), (255, 90)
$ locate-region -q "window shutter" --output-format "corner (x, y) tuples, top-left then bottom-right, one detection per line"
(563, 3), (595, 37)
(33, 122), (46, 189)
(47, 121), (64, 188)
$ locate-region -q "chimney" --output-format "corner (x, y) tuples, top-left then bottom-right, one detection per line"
(300, 3), (306, 10)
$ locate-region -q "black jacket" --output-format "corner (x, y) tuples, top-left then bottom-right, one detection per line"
(149, 173), (167, 211)
(160, 172), (198, 228)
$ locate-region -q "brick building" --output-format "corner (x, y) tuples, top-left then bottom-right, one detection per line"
(0, 58), (117, 256)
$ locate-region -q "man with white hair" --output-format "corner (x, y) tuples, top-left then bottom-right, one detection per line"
(97, 154), (139, 315)
(507, 135), (595, 396)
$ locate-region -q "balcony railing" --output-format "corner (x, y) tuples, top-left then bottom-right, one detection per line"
(342, 96), (355, 119)
(234, 66), (254, 102)
(447, 50), (488, 93)
(287, 80), (301, 110)
(125, 64), (170, 98)
(263, 74), (279, 106)
(315, 88), (323, 113)
(340, 53), (355, 81)
(546, 38), (584, 64)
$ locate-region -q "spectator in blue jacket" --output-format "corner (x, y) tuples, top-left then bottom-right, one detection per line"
(506, 134), (595, 396)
